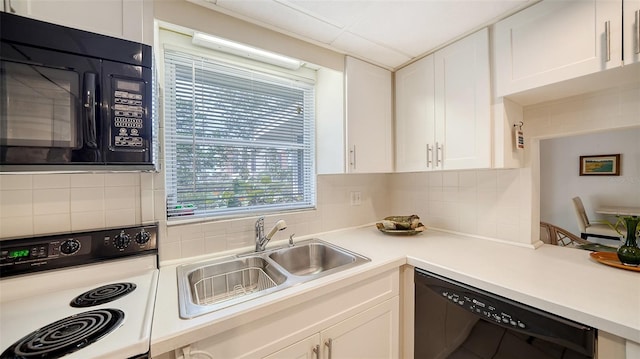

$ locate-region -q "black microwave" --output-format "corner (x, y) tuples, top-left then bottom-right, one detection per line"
(0, 12), (154, 172)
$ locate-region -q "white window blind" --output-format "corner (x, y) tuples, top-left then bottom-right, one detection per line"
(163, 49), (316, 219)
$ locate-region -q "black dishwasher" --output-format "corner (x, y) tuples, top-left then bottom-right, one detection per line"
(415, 268), (595, 359)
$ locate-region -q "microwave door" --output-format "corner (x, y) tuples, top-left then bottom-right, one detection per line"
(0, 43), (101, 165)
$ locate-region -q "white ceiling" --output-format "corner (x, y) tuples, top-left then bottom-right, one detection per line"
(198, 0), (534, 70)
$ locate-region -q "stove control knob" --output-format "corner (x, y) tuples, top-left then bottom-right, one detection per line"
(113, 232), (131, 250)
(135, 231), (150, 245)
(60, 239), (81, 255)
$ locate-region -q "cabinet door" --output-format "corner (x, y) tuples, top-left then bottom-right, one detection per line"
(624, 0), (640, 64)
(263, 334), (320, 359)
(345, 56), (393, 173)
(434, 28), (491, 170)
(395, 55), (436, 172)
(494, 0), (622, 96)
(2, 0), (149, 44)
(320, 297), (399, 359)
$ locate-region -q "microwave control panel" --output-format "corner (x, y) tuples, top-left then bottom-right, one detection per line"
(111, 78), (147, 151)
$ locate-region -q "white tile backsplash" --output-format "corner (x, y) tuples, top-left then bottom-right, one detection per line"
(390, 168), (529, 244)
(33, 189), (70, 215)
(70, 188), (105, 212)
(34, 213), (71, 233)
(0, 190), (33, 218)
(70, 173), (105, 188)
(0, 175), (32, 190)
(71, 211), (106, 231)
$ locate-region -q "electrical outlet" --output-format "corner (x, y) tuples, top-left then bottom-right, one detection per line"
(350, 191), (362, 206)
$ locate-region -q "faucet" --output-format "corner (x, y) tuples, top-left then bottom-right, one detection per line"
(255, 217), (287, 252)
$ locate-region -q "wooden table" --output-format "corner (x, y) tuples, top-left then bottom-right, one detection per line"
(596, 206), (640, 217)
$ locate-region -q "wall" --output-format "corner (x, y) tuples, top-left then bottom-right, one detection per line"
(389, 169), (529, 244)
(0, 173), (154, 238)
(388, 82), (640, 247)
(525, 82), (640, 242)
(540, 127), (640, 236)
(160, 174), (390, 262)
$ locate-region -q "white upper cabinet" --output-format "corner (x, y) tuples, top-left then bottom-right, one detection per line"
(395, 55), (436, 172)
(1, 0), (153, 45)
(345, 56), (393, 173)
(395, 28), (491, 172)
(494, 0), (622, 97)
(624, 0), (640, 64)
(435, 28), (491, 170)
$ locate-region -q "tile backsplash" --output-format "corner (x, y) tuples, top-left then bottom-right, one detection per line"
(157, 174), (391, 262)
(0, 173), (145, 238)
(389, 169), (529, 244)
(1, 168), (531, 262)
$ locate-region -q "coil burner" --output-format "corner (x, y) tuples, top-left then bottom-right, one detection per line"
(70, 282), (137, 307)
(0, 309), (124, 358)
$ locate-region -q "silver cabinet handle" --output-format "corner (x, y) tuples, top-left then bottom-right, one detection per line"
(4, 0), (15, 13)
(324, 339), (333, 359)
(312, 344), (320, 359)
(435, 142), (443, 167)
(349, 146), (357, 170)
(605, 20), (611, 62)
(636, 10), (640, 54)
(426, 144), (432, 168)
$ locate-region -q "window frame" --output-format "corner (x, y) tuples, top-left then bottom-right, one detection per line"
(160, 41), (317, 221)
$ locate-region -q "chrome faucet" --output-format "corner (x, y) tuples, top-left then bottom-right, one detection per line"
(255, 217), (287, 252)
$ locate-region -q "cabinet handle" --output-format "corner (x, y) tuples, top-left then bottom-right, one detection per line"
(4, 0), (15, 13)
(605, 20), (611, 62)
(426, 144), (432, 168)
(435, 142), (443, 167)
(349, 146), (357, 170)
(312, 344), (320, 359)
(636, 10), (640, 54)
(324, 339), (333, 359)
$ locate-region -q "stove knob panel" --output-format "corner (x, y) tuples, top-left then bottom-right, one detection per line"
(135, 231), (150, 245)
(113, 232), (131, 250)
(60, 239), (81, 255)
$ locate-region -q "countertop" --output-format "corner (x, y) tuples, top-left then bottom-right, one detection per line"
(151, 225), (640, 356)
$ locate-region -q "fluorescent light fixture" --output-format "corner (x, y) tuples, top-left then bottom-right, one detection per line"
(192, 32), (303, 70)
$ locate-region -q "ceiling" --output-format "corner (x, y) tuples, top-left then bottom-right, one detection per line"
(195, 0), (534, 70)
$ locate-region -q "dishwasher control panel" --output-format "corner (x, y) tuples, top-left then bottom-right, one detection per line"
(438, 288), (526, 329)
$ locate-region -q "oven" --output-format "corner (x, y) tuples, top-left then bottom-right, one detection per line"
(0, 224), (158, 359)
(0, 12), (153, 172)
(415, 268), (596, 359)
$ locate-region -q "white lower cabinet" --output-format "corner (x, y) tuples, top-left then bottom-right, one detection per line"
(159, 269), (400, 359)
(264, 298), (399, 359)
(263, 334), (320, 359)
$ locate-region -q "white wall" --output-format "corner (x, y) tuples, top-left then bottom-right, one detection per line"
(540, 127), (640, 236)
(160, 174), (390, 262)
(0, 173), (155, 238)
(525, 82), (640, 243)
(389, 169), (530, 245)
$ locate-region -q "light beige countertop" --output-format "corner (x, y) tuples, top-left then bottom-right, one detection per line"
(151, 225), (640, 357)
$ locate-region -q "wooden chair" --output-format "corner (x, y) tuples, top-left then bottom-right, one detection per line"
(540, 221), (591, 247)
(571, 197), (621, 240)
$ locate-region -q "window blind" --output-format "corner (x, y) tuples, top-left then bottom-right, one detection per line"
(163, 49), (316, 219)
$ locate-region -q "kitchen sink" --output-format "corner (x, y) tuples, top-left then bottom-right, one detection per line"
(177, 255), (288, 318)
(177, 239), (369, 318)
(268, 242), (358, 276)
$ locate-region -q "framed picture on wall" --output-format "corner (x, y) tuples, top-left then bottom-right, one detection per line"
(579, 154), (620, 176)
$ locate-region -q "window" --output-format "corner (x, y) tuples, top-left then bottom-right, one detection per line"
(163, 49), (316, 219)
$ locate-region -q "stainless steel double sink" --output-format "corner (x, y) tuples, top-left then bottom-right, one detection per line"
(176, 238), (370, 319)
